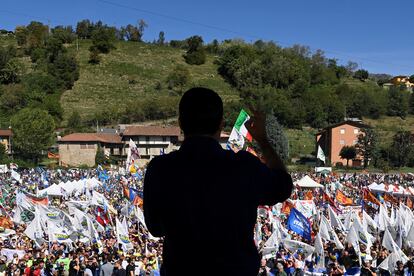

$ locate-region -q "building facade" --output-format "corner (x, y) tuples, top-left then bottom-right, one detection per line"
(59, 126), (233, 167)
(58, 133), (123, 167)
(121, 126), (181, 166)
(316, 120), (370, 167)
(0, 129), (12, 155)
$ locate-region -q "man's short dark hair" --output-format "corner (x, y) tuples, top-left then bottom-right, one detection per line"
(179, 87), (223, 136)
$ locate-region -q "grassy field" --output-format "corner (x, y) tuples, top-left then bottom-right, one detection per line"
(61, 40), (239, 122)
(364, 115), (414, 146)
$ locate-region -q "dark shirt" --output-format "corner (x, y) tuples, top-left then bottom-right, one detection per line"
(112, 268), (126, 276)
(125, 264), (134, 276)
(144, 136), (293, 276)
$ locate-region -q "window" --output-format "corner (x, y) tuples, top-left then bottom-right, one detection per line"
(80, 143), (87, 149)
(88, 144), (95, 149)
(146, 136), (150, 142)
(162, 137), (167, 142)
(354, 128), (359, 134)
(340, 128), (345, 134)
(340, 140), (345, 145)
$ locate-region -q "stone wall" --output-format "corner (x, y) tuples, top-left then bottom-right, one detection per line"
(59, 143), (97, 167)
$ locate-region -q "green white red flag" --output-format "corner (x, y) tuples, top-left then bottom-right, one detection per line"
(227, 109), (252, 152)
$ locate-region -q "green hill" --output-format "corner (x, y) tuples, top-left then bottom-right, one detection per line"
(2, 34), (414, 162)
(61, 39), (239, 122)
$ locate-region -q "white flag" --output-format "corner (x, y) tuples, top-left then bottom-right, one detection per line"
(126, 139), (139, 171)
(346, 225), (361, 265)
(405, 223), (414, 249)
(362, 211), (377, 234)
(377, 252), (399, 272)
(382, 228), (409, 264)
(378, 204), (391, 231)
(314, 233), (325, 269)
(283, 240), (315, 258)
(116, 217), (133, 251)
(11, 170), (21, 183)
(24, 212), (44, 247)
(328, 205), (345, 232)
(317, 146), (326, 163)
(320, 215), (343, 250)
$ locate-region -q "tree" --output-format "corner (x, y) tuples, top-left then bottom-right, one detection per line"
(15, 26), (28, 46)
(51, 25), (75, 44)
(95, 145), (107, 165)
(76, 19), (92, 39)
(121, 24), (141, 42)
(90, 26), (116, 54)
(138, 19), (148, 40)
(24, 21), (49, 54)
(67, 110), (82, 131)
(166, 65), (190, 92)
(409, 74), (414, 84)
(0, 58), (23, 84)
(409, 92), (414, 115)
(88, 47), (101, 64)
(265, 115), (289, 161)
(10, 108), (55, 162)
(355, 128), (377, 168)
(354, 69), (369, 81)
(387, 86), (409, 118)
(389, 131), (414, 167)
(47, 52), (79, 90)
(339, 146), (357, 167)
(157, 31), (165, 45)
(183, 35), (206, 65)
(0, 143), (6, 163)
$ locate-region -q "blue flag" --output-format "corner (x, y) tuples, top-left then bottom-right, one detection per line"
(287, 208), (311, 241)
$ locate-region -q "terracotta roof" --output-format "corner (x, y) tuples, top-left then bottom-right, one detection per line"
(123, 126), (181, 137)
(60, 133), (122, 144)
(0, 129), (12, 137)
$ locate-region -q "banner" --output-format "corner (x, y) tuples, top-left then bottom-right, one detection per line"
(281, 200), (294, 215)
(295, 200), (317, 219)
(383, 193), (399, 206)
(126, 139), (140, 172)
(47, 152), (59, 159)
(336, 190), (353, 206)
(0, 249), (25, 262)
(363, 189), (380, 209)
(287, 208), (311, 241)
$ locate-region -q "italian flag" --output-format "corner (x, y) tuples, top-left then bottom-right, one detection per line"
(227, 109), (252, 151)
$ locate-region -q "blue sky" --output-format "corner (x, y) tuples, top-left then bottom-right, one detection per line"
(1, 0), (413, 75)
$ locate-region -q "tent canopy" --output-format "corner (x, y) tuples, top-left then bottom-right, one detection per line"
(38, 183), (63, 196)
(295, 175), (323, 188)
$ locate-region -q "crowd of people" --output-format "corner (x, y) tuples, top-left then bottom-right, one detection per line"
(0, 167), (414, 275)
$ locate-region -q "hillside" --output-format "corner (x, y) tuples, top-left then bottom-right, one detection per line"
(2, 34), (414, 162)
(61, 39), (239, 122)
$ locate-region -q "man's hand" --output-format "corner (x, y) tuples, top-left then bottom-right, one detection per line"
(244, 110), (267, 145)
(244, 108), (287, 171)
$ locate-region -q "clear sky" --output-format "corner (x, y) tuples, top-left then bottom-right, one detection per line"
(1, 0), (413, 75)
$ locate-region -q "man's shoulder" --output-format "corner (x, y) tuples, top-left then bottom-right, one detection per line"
(147, 151), (180, 168)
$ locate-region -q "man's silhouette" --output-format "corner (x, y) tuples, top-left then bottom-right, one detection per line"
(144, 87), (293, 276)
